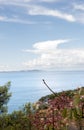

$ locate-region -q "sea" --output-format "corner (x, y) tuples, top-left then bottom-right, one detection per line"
(0, 70), (84, 113)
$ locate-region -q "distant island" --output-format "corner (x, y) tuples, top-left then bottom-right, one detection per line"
(0, 69), (42, 73)
(0, 69), (84, 73)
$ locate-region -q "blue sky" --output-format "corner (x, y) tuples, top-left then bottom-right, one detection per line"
(0, 0), (84, 71)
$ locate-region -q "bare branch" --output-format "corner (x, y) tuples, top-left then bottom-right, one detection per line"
(42, 79), (56, 96)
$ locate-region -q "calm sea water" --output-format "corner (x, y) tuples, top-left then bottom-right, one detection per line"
(0, 70), (84, 113)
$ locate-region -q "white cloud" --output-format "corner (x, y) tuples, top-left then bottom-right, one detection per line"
(0, 16), (6, 21)
(74, 4), (84, 11)
(76, 14), (84, 24)
(0, 65), (9, 71)
(23, 39), (84, 70)
(73, 3), (84, 24)
(1, 1), (84, 24)
(0, 0), (76, 23)
(0, 0), (31, 3)
(28, 6), (75, 22)
(0, 15), (36, 24)
(24, 39), (69, 53)
(40, 0), (59, 2)
(0, 0), (60, 4)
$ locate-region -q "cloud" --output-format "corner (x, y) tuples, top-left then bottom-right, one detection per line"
(0, 65), (9, 71)
(0, 16), (6, 21)
(0, 15), (36, 24)
(73, 4), (84, 11)
(0, 0), (60, 4)
(40, 0), (60, 2)
(1, 1), (84, 24)
(0, 0), (76, 23)
(28, 5), (75, 22)
(23, 39), (69, 53)
(76, 14), (84, 24)
(72, 3), (84, 24)
(0, 15), (51, 25)
(0, 0), (31, 3)
(23, 39), (84, 70)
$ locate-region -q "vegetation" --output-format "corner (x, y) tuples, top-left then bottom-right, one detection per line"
(0, 82), (84, 130)
(0, 82), (11, 114)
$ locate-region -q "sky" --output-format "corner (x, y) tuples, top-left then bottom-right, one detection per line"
(0, 0), (84, 71)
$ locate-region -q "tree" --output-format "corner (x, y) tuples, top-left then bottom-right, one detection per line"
(0, 82), (11, 114)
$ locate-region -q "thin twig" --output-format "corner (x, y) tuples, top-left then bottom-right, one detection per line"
(42, 79), (56, 96)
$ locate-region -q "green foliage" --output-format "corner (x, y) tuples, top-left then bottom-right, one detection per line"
(0, 85), (84, 130)
(0, 82), (11, 114)
(0, 104), (34, 130)
(22, 103), (32, 115)
(62, 108), (67, 118)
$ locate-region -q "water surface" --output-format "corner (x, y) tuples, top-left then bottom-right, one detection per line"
(0, 70), (84, 113)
